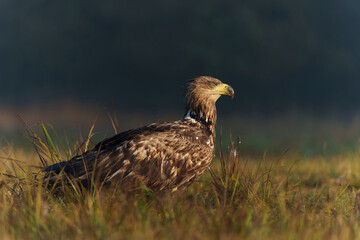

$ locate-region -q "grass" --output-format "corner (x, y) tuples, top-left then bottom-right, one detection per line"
(0, 121), (360, 239)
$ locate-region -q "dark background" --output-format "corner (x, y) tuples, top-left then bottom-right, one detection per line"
(2, 0), (360, 116)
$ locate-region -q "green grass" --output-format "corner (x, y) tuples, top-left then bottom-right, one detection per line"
(0, 122), (360, 239)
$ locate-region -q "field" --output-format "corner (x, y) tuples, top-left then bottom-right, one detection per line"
(1, 110), (360, 239)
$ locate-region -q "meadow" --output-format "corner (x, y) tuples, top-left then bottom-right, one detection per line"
(1, 109), (360, 239)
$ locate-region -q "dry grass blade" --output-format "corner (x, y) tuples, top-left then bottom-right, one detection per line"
(16, 115), (52, 161)
(108, 112), (118, 135)
(84, 118), (97, 152)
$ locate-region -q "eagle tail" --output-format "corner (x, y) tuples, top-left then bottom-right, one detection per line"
(43, 151), (98, 187)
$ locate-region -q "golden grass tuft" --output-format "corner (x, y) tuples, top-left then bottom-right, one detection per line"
(0, 123), (360, 239)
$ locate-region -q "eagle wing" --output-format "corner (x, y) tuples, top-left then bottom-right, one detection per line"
(44, 120), (214, 191)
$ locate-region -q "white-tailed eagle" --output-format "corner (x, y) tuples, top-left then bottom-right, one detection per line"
(44, 76), (234, 192)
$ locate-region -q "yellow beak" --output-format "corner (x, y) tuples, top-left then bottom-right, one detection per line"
(212, 83), (235, 98)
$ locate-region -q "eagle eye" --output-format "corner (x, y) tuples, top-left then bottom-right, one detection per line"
(210, 82), (218, 88)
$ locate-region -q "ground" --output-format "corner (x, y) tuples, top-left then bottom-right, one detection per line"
(1, 128), (360, 240)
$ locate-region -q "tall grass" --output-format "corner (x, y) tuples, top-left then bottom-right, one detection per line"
(0, 121), (359, 239)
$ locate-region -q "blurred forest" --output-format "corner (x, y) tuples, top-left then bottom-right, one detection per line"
(1, 0), (360, 115)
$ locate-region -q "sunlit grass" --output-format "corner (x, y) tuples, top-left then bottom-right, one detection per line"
(0, 123), (360, 239)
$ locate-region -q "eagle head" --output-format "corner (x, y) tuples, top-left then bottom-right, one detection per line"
(185, 76), (234, 127)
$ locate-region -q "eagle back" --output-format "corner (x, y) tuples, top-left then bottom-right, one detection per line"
(94, 119), (215, 192)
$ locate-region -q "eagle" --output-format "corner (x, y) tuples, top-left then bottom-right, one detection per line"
(44, 76), (234, 192)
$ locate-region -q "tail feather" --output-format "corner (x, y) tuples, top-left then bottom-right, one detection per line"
(44, 150), (98, 186)
(44, 162), (67, 173)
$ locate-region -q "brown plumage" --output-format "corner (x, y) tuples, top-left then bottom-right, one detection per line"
(44, 76), (234, 192)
